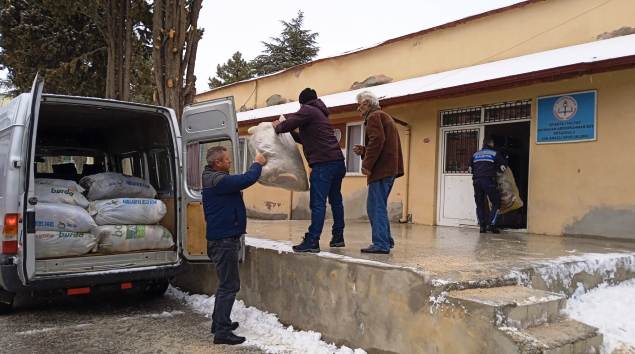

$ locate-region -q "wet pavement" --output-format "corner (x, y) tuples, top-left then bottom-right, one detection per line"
(0, 291), (263, 354)
(247, 220), (635, 282)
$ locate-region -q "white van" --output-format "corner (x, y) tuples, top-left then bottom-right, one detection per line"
(0, 76), (240, 311)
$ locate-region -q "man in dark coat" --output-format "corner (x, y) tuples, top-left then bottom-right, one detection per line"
(470, 138), (507, 234)
(272, 88), (346, 253)
(353, 90), (404, 254)
(202, 146), (266, 345)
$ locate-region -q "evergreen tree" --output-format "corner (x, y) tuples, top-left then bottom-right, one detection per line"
(208, 51), (253, 89)
(251, 11), (319, 76)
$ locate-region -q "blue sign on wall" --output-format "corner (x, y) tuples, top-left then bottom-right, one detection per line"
(537, 90), (597, 144)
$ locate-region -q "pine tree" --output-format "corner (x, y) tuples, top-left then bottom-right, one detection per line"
(208, 51), (253, 89)
(251, 11), (319, 76)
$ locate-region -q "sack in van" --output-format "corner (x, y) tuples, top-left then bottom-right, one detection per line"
(497, 167), (524, 214)
(247, 120), (309, 192)
(35, 202), (97, 233)
(35, 231), (97, 259)
(80, 172), (157, 201)
(94, 225), (174, 253)
(89, 198), (167, 225)
(35, 178), (89, 208)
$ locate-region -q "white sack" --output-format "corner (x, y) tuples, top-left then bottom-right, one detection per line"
(35, 178), (89, 208)
(89, 198), (166, 225)
(35, 202), (97, 233)
(94, 225), (174, 253)
(247, 120), (309, 191)
(80, 172), (157, 201)
(35, 231), (97, 259)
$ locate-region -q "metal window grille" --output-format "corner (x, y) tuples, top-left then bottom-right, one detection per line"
(484, 100), (531, 123)
(441, 107), (481, 126)
(444, 129), (479, 173)
(441, 100), (531, 127)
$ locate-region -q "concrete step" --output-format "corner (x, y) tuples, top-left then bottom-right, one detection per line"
(499, 318), (602, 354)
(447, 285), (566, 328)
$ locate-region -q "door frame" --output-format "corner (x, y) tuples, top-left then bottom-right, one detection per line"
(436, 118), (532, 227)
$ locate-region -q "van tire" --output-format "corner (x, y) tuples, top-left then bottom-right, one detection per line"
(143, 281), (169, 298)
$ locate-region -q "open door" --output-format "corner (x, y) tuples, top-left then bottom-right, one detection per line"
(17, 75), (44, 283)
(180, 97), (239, 261)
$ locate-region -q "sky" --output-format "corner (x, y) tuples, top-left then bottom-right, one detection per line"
(0, 0), (525, 95)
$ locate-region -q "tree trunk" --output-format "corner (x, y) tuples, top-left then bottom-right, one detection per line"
(152, 0), (203, 120)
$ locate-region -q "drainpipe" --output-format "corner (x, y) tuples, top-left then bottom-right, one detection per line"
(398, 121), (412, 223)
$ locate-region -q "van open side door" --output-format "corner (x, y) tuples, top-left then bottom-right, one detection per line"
(180, 97), (240, 261)
(17, 75), (44, 283)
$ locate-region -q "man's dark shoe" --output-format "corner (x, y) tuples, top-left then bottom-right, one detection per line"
(488, 225), (501, 234)
(480, 225), (487, 233)
(213, 332), (246, 345)
(292, 235), (320, 253)
(211, 321), (239, 334)
(360, 245), (390, 254)
(329, 234), (345, 247)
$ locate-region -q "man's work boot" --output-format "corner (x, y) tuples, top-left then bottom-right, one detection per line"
(488, 225), (501, 234)
(329, 234), (345, 247)
(479, 225), (488, 233)
(211, 321), (239, 334)
(292, 234), (320, 253)
(213, 332), (246, 345)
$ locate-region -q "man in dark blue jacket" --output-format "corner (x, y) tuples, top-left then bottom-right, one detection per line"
(470, 138), (507, 234)
(272, 88), (346, 253)
(202, 146), (266, 345)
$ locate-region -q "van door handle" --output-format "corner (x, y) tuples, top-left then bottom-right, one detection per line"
(28, 197), (38, 205)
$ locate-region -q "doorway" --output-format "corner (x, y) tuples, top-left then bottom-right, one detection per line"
(484, 121), (530, 229)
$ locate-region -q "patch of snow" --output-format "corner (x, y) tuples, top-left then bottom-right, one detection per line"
(532, 253), (635, 290)
(167, 286), (366, 354)
(16, 322), (94, 335)
(428, 291), (449, 314)
(564, 279), (635, 354)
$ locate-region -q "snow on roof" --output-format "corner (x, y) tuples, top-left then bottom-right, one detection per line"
(237, 34), (635, 123)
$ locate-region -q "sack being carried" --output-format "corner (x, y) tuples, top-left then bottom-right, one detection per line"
(94, 225), (174, 253)
(80, 172), (157, 201)
(35, 231), (97, 259)
(497, 167), (524, 214)
(89, 198), (167, 225)
(247, 120), (309, 191)
(35, 202), (97, 233)
(35, 178), (89, 208)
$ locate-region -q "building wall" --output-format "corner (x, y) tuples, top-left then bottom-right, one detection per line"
(387, 68), (635, 238)
(196, 0), (635, 110)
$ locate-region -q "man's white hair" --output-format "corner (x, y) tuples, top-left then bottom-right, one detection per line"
(356, 91), (380, 108)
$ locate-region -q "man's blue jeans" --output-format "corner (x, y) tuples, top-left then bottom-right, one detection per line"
(367, 176), (395, 251)
(307, 160), (346, 240)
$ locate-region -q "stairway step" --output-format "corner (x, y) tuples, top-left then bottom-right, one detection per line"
(499, 318), (602, 354)
(448, 286), (566, 328)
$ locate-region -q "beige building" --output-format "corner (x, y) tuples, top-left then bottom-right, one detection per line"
(195, 0), (635, 239)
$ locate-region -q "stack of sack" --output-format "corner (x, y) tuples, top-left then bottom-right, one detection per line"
(34, 179), (98, 259)
(81, 173), (174, 254)
(33, 173), (175, 259)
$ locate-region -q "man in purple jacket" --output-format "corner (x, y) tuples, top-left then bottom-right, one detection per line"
(272, 88), (346, 253)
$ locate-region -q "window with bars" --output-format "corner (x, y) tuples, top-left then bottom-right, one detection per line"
(441, 100), (531, 127)
(444, 129), (479, 173)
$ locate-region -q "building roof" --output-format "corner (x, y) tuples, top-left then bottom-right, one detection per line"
(199, 0), (540, 96)
(237, 34), (635, 125)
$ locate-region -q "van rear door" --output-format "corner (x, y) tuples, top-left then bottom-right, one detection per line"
(17, 75), (44, 283)
(180, 97), (239, 261)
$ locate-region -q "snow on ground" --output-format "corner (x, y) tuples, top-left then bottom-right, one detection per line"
(563, 279), (635, 354)
(167, 286), (366, 354)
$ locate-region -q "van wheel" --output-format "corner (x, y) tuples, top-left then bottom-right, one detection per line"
(143, 281), (169, 298)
